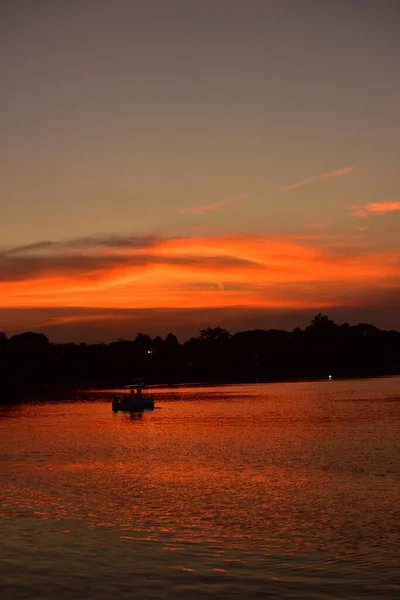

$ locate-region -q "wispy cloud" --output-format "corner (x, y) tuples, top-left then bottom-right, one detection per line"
(280, 166), (355, 191)
(0, 232), (399, 318)
(179, 194), (248, 215)
(5, 235), (159, 256)
(350, 200), (400, 218)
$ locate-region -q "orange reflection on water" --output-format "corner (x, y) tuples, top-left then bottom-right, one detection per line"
(1, 380), (400, 566)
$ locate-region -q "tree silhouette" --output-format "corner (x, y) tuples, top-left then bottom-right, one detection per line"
(164, 332), (179, 347)
(306, 313), (337, 335)
(0, 314), (399, 402)
(134, 333), (152, 349)
(9, 331), (50, 350)
(0, 332), (7, 353)
(199, 326), (231, 342)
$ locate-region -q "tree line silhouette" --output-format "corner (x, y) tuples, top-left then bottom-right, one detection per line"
(1, 314), (399, 401)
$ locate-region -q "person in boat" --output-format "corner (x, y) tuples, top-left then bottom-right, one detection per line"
(128, 387), (143, 399)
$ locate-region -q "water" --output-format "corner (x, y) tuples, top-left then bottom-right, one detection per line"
(1, 378), (400, 599)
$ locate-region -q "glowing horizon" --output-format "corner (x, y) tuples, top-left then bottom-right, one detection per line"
(1, 232), (399, 315)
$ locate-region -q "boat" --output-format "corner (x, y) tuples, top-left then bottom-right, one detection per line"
(112, 394), (154, 412)
(112, 379), (155, 412)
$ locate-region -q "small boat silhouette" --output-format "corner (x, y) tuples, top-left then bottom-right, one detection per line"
(112, 379), (154, 411)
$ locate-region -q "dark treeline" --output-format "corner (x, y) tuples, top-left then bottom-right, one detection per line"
(1, 314), (400, 400)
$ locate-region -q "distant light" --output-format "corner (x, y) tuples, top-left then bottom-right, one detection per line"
(329, 375), (332, 380)
(147, 350), (153, 354)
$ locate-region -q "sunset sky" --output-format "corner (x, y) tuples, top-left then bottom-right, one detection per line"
(1, 0), (399, 342)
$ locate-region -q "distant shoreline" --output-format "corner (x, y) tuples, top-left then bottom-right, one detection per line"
(2, 373), (395, 405)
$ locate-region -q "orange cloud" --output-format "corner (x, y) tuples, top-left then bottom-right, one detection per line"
(350, 200), (400, 218)
(179, 194), (248, 215)
(45, 313), (132, 326)
(0, 234), (399, 318)
(280, 165), (355, 190)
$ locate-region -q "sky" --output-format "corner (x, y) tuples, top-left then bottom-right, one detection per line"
(1, 0), (399, 342)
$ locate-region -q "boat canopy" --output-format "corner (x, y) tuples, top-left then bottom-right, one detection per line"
(124, 378), (145, 389)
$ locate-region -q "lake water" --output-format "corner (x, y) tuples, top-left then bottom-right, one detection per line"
(1, 378), (400, 599)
